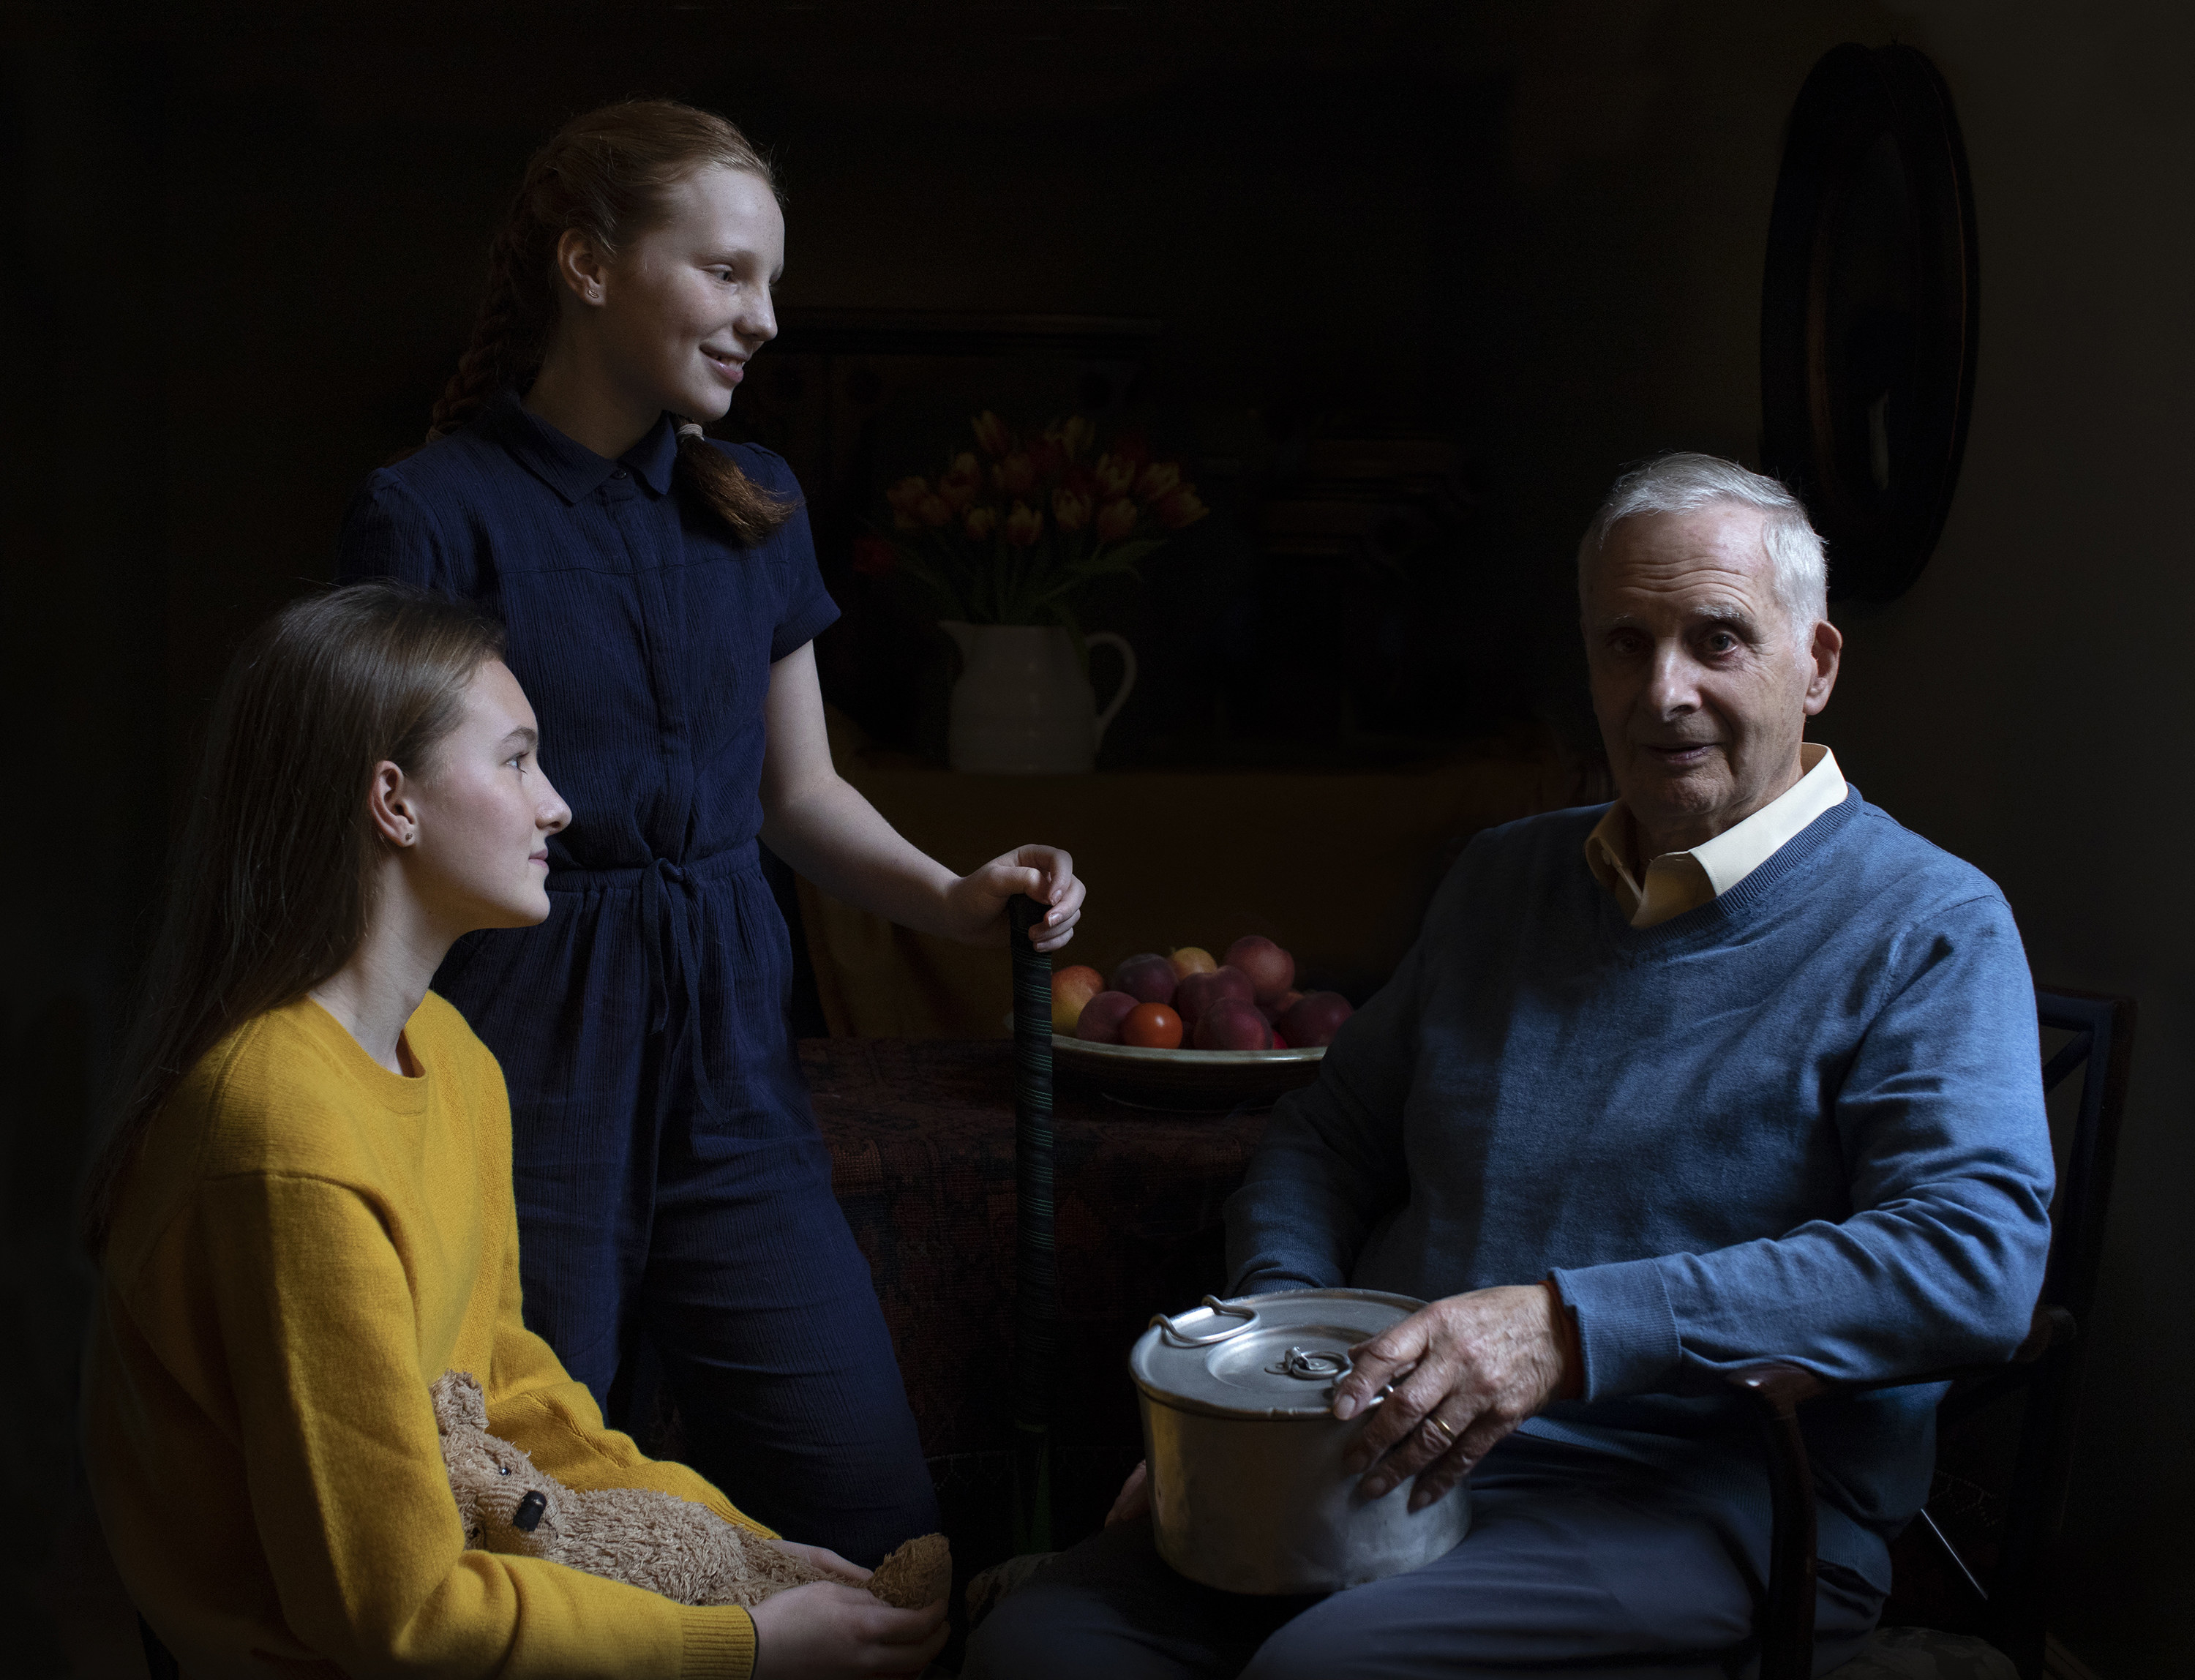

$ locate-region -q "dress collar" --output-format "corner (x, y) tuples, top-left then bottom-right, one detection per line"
(484, 389), (681, 503)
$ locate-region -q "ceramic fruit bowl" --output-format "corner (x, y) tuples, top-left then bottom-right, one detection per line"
(1008, 1017), (1326, 1111)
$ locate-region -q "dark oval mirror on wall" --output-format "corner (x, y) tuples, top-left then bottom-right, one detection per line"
(1761, 43), (1978, 604)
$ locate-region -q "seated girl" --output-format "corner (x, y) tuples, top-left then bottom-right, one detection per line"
(79, 582), (945, 1678)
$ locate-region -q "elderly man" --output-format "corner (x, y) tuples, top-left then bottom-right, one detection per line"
(966, 454), (2055, 1679)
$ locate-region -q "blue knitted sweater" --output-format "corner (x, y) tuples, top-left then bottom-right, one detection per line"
(1226, 789), (2055, 1588)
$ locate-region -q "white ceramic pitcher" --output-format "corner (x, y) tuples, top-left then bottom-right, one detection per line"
(939, 621), (1138, 774)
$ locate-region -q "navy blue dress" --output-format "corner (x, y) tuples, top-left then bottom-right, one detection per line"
(337, 391), (938, 1562)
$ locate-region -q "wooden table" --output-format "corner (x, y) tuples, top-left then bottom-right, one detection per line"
(803, 1036), (1271, 1551)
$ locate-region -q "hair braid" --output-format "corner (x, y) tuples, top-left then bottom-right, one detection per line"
(410, 98), (797, 546)
(426, 224), (537, 445)
(673, 424), (796, 546)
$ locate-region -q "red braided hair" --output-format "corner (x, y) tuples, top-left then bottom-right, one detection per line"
(421, 99), (792, 544)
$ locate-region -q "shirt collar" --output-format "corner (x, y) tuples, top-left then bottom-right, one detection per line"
(1686, 743), (1845, 896)
(485, 389), (681, 504)
(1585, 743), (1846, 914)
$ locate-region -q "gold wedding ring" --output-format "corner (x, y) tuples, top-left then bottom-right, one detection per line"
(1422, 1413), (1458, 1446)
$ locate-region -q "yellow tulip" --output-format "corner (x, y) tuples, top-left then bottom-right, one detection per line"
(1155, 487), (1209, 529)
(1053, 487), (1093, 532)
(1005, 502), (1045, 547)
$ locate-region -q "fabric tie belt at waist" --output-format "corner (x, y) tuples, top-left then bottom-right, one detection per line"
(549, 841), (765, 1037)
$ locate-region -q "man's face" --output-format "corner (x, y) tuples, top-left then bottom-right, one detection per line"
(1582, 504), (1840, 855)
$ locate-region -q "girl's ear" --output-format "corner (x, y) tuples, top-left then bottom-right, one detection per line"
(553, 227), (611, 308)
(366, 760), (419, 849)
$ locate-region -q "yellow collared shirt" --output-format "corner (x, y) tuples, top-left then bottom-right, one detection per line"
(1585, 743), (1847, 929)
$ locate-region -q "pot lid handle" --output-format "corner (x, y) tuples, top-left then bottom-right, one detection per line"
(1150, 1295), (1259, 1346)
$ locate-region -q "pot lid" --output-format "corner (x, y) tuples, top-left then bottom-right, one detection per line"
(1128, 1288), (1425, 1420)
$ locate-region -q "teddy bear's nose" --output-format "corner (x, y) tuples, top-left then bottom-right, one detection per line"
(512, 1490), (547, 1533)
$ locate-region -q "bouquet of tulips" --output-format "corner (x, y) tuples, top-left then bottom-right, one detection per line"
(852, 410), (1208, 628)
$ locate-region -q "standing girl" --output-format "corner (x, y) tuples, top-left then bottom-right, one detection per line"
(338, 100), (1085, 1565)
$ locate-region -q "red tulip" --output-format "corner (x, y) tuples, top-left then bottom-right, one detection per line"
(1111, 430), (1151, 467)
(994, 452), (1038, 496)
(1027, 437), (1066, 481)
(851, 537), (898, 577)
(917, 493), (953, 527)
(1136, 461), (1182, 501)
(1046, 416), (1096, 458)
(1095, 498), (1138, 542)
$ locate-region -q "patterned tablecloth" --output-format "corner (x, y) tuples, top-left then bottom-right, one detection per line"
(803, 1035), (1269, 1470)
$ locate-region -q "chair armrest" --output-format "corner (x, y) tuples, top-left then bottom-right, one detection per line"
(1725, 1302), (2074, 1680)
(1727, 1365), (1821, 1680)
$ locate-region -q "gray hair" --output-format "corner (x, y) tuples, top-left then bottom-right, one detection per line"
(1577, 453), (1828, 633)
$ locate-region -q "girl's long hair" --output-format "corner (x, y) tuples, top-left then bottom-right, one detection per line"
(79, 583), (506, 1256)
(421, 98), (792, 544)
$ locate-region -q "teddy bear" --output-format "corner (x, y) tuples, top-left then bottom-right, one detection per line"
(430, 1369), (950, 1610)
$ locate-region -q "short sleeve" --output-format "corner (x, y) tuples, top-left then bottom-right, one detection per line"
(727, 444), (840, 661)
(337, 470), (470, 594)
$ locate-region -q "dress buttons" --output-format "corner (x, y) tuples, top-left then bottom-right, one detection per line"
(612, 468), (629, 479)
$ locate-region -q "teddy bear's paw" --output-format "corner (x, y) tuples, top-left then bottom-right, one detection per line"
(429, 1370), (491, 1434)
(866, 1534), (951, 1610)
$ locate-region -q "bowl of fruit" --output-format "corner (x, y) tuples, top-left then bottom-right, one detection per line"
(1040, 936), (1355, 1111)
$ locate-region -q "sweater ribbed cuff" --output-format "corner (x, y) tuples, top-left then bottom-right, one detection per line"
(680, 1605), (757, 1679)
(1550, 1257), (1683, 1399)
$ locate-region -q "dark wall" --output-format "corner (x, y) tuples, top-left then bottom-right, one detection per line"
(148, 7), (1556, 765)
(2, 39), (170, 1669)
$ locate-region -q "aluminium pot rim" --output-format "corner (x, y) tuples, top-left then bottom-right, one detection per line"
(1130, 1286), (1425, 1422)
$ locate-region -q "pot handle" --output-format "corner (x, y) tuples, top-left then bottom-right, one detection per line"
(1150, 1294), (1259, 1346)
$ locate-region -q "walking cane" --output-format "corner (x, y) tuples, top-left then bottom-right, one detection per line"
(1008, 893), (1055, 1555)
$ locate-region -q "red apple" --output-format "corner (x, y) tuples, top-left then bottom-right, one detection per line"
(1074, 991), (1141, 1043)
(1196, 997), (1274, 1051)
(1278, 991), (1354, 1049)
(1225, 936), (1297, 1005)
(1051, 964), (1106, 1030)
(1175, 965), (1254, 1032)
(1169, 946), (1219, 980)
(1258, 989), (1304, 1024)
(1111, 953), (1177, 1007)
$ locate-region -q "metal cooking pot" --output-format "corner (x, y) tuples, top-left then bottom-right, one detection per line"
(1129, 1288), (1471, 1594)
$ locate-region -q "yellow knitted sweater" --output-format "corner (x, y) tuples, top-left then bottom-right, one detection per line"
(83, 992), (766, 1678)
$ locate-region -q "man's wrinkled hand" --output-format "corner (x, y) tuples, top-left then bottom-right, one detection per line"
(1105, 1460), (1150, 1527)
(1332, 1283), (1582, 1512)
